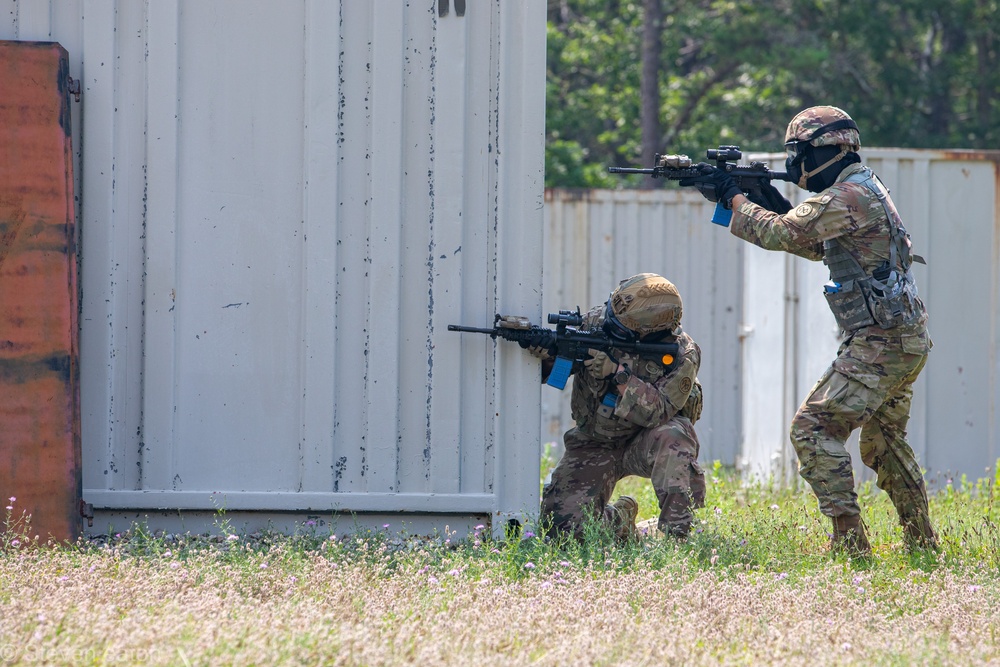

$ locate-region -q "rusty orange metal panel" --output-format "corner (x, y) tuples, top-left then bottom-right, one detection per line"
(0, 41), (80, 543)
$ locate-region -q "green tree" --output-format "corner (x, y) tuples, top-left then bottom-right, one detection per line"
(545, 0), (1000, 188)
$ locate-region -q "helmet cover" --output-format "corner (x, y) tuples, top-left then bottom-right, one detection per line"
(785, 106), (861, 151)
(609, 273), (682, 336)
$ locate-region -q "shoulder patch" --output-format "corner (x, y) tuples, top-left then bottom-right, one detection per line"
(794, 203), (814, 218)
(679, 376), (693, 394)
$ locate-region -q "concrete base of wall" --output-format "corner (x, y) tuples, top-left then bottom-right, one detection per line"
(84, 510), (498, 542)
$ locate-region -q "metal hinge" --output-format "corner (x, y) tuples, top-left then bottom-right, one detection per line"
(67, 76), (81, 102)
(79, 499), (94, 527)
(438, 0), (466, 17)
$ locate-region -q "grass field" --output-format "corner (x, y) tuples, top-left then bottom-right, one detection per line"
(2, 464), (1000, 666)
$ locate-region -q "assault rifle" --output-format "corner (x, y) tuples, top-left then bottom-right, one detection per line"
(448, 309), (679, 390)
(608, 145), (792, 225)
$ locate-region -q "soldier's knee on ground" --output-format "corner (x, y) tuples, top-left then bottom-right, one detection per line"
(657, 490), (693, 537)
(539, 501), (585, 540)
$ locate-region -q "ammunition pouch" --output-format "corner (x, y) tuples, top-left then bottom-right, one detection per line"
(866, 277), (922, 329)
(822, 168), (925, 333)
(823, 278), (875, 331)
(823, 275), (922, 332)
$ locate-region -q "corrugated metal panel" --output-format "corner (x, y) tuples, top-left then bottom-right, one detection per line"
(542, 188), (744, 467)
(741, 149), (1000, 486)
(0, 1), (546, 530)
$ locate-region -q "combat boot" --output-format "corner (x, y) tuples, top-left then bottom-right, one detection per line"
(608, 495), (639, 542)
(830, 514), (872, 558)
(900, 512), (938, 553)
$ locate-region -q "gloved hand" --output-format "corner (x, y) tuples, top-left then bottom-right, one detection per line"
(678, 164), (742, 208)
(679, 378), (703, 424)
(583, 349), (616, 380)
(747, 181), (793, 214)
(527, 345), (553, 361)
(517, 329), (556, 360)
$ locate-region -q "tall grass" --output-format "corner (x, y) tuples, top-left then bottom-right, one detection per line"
(2, 465), (1000, 666)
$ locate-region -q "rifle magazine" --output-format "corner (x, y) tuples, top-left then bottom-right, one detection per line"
(545, 357), (574, 390)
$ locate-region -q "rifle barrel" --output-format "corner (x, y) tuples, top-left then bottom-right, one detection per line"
(448, 324), (497, 335)
(607, 167), (656, 175)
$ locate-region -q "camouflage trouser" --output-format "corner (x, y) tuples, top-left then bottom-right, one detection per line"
(789, 331), (931, 525)
(541, 418), (705, 539)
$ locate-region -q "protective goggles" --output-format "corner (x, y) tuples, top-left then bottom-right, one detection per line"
(785, 118), (859, 162)
(602, 298), (637, 343)
(785, 141), (808, 165)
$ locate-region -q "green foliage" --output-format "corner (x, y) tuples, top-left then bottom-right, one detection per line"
(10, 464), (1000, 664)
(546, 0), (1000, 187)
(610, 460), (1000, 573)
(0, 496), (35, 551)
(49, 459), (1000, 581)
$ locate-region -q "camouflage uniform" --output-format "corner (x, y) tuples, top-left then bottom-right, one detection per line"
(540, 304), (706, 539)
(730, 160), (935, 547)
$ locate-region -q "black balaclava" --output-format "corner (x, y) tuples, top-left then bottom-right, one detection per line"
(786, 144), (861, 193)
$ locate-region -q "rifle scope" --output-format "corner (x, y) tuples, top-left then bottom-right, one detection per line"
(547, 309), (583, 327)
(706, 145), (742, 162)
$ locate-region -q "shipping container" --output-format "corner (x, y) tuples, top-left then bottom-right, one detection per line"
(1, 0), (547, 536)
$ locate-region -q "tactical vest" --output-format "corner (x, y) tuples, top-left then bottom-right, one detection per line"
(821, 168), (925, 332)
(572, 349), (675, 442)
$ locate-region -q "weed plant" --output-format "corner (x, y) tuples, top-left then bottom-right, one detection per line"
(2, 466), (1000, 665)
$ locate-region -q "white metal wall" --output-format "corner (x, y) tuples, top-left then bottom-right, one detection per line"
(2, 1), (547, 530)
(542, 188), (744, 466)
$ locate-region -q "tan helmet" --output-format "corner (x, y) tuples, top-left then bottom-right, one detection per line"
(784, 106), (861, 152)
(608, 273), (682, 336)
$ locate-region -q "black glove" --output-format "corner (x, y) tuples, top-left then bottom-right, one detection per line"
(517, 329), (556, 359)
(747, 181), (793, 214)
(678, 164), (742, 208)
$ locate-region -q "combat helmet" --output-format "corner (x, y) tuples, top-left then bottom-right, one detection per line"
(605, 273), (682, 339)
(784, 105), (861, 152)
(784, 106), (861, 190)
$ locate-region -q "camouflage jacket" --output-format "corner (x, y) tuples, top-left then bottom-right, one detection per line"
(569, 305), (701, 443)
(730, 162), (928, 338)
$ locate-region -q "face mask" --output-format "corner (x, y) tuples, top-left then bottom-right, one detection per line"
(785, 153), (803, 187)
(785, 142), (847, 191)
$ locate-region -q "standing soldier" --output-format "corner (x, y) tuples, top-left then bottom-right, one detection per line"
(681, 106), (936, 556)
(522, 273), (706, 540)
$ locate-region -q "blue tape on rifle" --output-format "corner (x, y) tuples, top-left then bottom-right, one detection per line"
(711, 202), (732, 227)
(546, 357), (573, 390)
